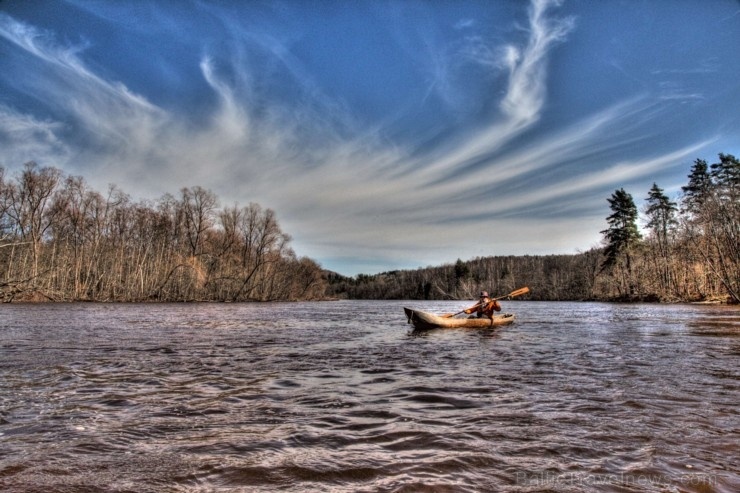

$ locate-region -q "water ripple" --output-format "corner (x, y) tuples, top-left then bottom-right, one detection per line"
(0, 301), (738, 492)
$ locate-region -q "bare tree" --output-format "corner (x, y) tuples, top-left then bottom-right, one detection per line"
(234, 203), (291, 301)
(180, 186), (218, 258)
(6, 162), (62, 282)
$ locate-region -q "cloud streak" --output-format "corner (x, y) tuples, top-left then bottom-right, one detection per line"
(413, 0), (575, 182)
(0, 105), (69, 166)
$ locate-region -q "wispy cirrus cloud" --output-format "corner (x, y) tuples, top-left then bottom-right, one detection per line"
(0, 12), (166, 171)
(0, 105), (70, 167)
(0, 1), (727, 275)
(500, 0), (575, 124)
(412, 0), (575, 182)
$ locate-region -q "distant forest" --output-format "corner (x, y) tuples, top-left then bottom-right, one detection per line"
(327, 153), (738, 304)
(1, 153), (737, 303)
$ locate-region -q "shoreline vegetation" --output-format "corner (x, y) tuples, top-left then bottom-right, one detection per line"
(1, 162), (326, 303)
(1, 154), (737, 304)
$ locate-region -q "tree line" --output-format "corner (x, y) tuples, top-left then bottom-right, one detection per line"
(3, 153), (737, 304)
(327, 153), (739, 304)
(1, 162), (327, 302)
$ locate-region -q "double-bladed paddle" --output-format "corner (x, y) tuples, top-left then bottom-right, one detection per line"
(443, 286), (530, 318)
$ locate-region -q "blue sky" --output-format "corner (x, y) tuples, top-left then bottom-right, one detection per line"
(1, 0), (738, 276)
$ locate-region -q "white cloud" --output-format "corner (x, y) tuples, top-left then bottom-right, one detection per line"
(454, 19), (475, 30)
(411, 0), (575, 181)
(0, 2), (722, 275)
(0, 105), (70, 167)
(500, 0), (574, 123)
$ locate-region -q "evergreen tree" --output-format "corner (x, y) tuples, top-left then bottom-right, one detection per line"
(600, 188), (641, 296)
(681, 158), (711, 214)
(708, 153), (739, 302)
(680, 154), (739, 303)
(644, 183), (677, 250)
(710, 153), (739, 204)
(644, 183), (677, 296)
(454, 258), (470, 281)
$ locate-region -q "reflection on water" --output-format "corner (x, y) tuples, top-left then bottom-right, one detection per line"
(0, 301), (738, 492)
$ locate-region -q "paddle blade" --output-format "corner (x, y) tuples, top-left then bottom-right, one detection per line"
(508, 286), (530, 298)
(493, 286), (530, 299)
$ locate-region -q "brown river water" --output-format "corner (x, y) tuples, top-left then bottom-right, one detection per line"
(0, 300), (738, 492)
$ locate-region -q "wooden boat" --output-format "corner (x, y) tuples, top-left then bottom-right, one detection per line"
(404, 307), (515, 330)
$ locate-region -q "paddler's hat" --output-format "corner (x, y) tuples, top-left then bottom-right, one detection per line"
(479, 291), (489, 298)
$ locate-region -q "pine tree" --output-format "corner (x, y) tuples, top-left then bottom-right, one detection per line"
(708, 154), (739, 302)
(600, 188), (642, 296)
(644, 183), (677, 297)
(681, 158), (711, 214)
(680, 154), (739, 303)
(645, 183), (677, 251)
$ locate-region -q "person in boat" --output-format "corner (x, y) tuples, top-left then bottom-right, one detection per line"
(464, 291), (501, 319)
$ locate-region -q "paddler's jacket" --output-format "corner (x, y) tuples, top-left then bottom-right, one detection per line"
(464, 298), (501, 318)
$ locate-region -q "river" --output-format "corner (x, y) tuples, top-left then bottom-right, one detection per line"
(0, 300), (738, 492)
